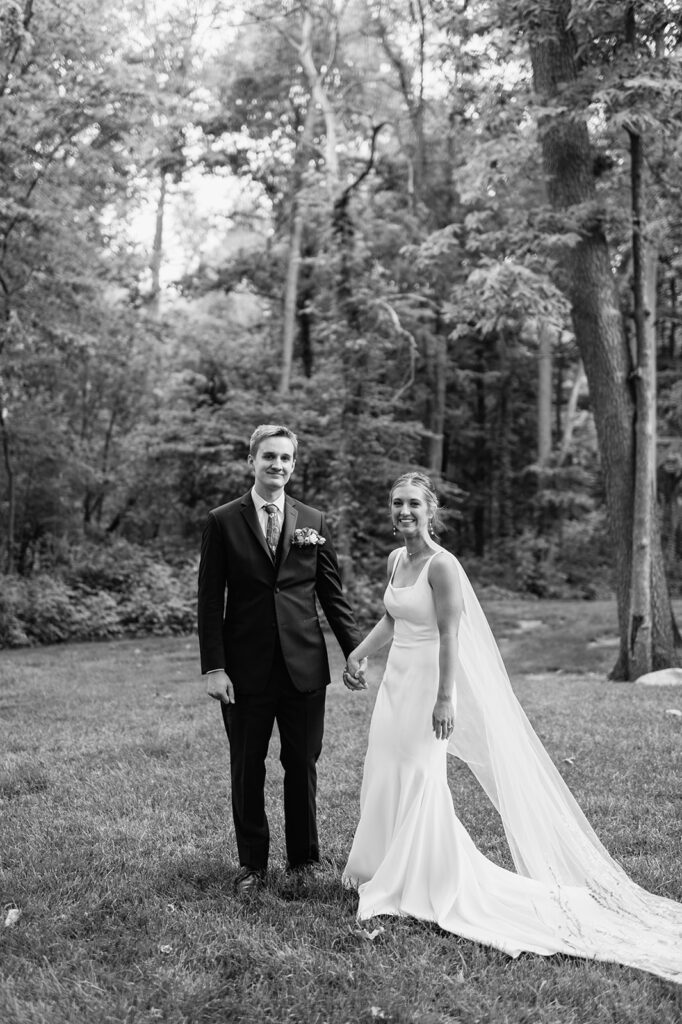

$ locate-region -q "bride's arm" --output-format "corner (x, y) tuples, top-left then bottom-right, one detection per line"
(429, 553), (464, 740)
(344, 551), (398, 683)
(348, 611), (395, 666)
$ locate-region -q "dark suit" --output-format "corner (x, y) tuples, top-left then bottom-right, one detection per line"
(198, 490), (359, 870)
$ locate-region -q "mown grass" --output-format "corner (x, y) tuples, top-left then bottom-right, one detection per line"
(1, 599), (681, 1024)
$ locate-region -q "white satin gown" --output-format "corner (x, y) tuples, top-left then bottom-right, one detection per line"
(342, 550), (682, 983)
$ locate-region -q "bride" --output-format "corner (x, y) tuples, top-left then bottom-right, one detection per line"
(341, 472), (681, 984)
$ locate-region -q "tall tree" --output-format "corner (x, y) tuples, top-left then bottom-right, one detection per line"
(519, 0), (680, 677)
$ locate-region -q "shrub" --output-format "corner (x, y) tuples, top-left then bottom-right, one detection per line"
(0, 541), (196, 649)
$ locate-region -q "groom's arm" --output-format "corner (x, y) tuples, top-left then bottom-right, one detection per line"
(197, 512), (229, 675)
(314, 514), (362, 659)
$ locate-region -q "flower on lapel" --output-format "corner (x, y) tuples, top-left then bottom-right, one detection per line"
(292, 527), (326, 547)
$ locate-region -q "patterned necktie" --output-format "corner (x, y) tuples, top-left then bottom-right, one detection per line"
(263, 503), (281, 557)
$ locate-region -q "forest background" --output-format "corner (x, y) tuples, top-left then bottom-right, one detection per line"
(0, 0), (681, 679)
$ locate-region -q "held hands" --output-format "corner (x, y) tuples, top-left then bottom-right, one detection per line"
(206, 670), (235, 704)
(432, 696), (455, 740)
(343, 651), (368, 691)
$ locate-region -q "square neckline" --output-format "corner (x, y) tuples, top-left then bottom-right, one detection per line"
(389, 548), (438, 590)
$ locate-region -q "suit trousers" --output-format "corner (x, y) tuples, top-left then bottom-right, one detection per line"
(221, 641), (326, 870)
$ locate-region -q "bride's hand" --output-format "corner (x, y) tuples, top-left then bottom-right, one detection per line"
(343, 652), (367, 690)
(432, 697), (455, 740)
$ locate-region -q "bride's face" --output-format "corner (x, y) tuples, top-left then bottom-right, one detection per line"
(391, 484), (431, 539)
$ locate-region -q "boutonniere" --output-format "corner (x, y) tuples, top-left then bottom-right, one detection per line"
(292, 527), (326, 547)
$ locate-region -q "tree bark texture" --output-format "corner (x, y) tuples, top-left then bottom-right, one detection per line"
(627, 128), (654, 678)
(537, 321), (553, 468)
(425, 318), (447, 474)
(279, 200), (304, 396)
(0, 407), (15, 573)
(527, 0), (679, 677)
(558, 361), (585, 466)
(149, 170), (167, 317)
(279, 103), (315, 395)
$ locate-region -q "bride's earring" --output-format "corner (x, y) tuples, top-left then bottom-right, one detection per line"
(429, 518), (435, 536)
(392, 523), (397, 536)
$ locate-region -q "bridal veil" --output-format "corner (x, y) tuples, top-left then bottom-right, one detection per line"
(446, 555), (681, 982)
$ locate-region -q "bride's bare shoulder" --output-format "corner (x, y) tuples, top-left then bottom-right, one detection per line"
(428, 548), (463, 594)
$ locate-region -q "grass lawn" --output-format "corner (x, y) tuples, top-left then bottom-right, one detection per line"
(1, 598), (681, 1023)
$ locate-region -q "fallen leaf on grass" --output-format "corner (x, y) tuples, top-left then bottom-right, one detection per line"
(356, 924), (385, 941)
(159, 944), (173, 955)
(370, 1009), (387, 1020)
(664, 709), (681, 717)
(562, 757), (575, 765)
(4, 907), (21, 927)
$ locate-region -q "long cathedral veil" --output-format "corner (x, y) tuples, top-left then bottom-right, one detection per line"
(446, 555), (682, 978)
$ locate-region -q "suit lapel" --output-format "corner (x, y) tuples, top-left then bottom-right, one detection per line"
(278, 497), (298, 570)
(240, 493), (274, 564)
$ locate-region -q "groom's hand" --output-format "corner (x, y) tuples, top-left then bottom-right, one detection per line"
(343, 655), (368, 691)
(206, 670), (235, 704)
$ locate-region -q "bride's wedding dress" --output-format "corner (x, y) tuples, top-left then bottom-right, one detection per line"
(342, 550), (682, 983)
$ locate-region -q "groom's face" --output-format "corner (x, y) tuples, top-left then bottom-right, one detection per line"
(249, 436), (296, 497)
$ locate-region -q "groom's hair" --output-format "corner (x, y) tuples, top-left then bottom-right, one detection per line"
(249, 424), (299, 459)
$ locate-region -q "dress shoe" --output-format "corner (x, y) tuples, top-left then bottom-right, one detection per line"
(234, 866), (266, 895)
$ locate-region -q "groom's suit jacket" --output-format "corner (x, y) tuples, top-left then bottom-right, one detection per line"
(197, 491), (359, 693)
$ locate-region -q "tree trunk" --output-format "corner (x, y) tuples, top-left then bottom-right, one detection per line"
(498, 327), (513, 539)
(149, 170), (167, 316)
(0, 407), (15, 573)
(473, 358), (487, 556)
(668, 277), (677, 358)
(425, 315), (447, 474)
(526, 0), (679, 678)
(279, 103), (315, 396)
(279, 200), (304, 396)
(627, 127), (654, 678)
(537, 320), (553, 468)
(557, 361), (586, 466)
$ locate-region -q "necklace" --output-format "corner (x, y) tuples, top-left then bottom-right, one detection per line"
(406, 543), (429, 559)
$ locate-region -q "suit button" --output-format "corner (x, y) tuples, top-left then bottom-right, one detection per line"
(275, 587), (280, 594)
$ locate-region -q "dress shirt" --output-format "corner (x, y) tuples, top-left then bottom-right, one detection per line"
(252, 486), (285, 540)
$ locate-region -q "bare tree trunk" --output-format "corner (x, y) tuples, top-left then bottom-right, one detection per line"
(149, 170), (167, 316)
(279, 204), (304, 396)
(557, 361), (586, 465)
(493, 326), (513, 540)
(537, 321), (553, 468)
(278, 104), (315, 395)
(627, 127), (655, 678)
(0, 407), (15, 573)
(425, 316), (447, 474)
(473, 361), (487, 556)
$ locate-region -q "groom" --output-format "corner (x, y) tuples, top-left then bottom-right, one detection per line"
(198, 424), (364, 894)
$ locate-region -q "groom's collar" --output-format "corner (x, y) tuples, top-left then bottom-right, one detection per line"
(251, 486), (285, 514)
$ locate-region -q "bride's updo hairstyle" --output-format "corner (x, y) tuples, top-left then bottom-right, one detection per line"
(390, 472), (444, 534)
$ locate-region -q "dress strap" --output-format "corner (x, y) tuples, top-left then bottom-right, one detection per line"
(389, 547), (439, 588)
(388, 548), (405, 587)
